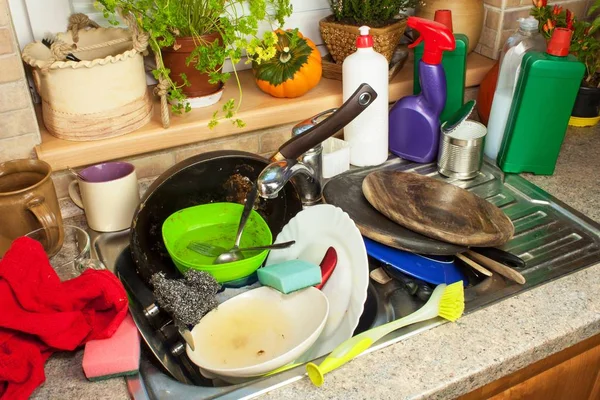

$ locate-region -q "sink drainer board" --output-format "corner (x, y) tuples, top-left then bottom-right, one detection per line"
(103, 157), (600, 400)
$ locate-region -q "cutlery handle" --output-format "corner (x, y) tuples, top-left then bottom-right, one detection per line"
(239, 240), (295, 252)
(471, 247), (526, 269)
(234, 184), (258, 247)
(456, 253), (492, 277)
(316, 247), (338, 290)
(465, 250), (526, 284)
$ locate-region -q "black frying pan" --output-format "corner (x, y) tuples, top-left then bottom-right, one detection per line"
(130, 83), (378, 285)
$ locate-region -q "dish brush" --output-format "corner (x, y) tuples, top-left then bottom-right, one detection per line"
(306, 281), (465, 386)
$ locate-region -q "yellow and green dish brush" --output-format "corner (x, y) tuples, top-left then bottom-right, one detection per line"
(306, 281), (465, 386)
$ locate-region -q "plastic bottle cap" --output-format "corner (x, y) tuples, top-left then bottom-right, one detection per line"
(407, 17), (455, 64)
(547, 28), (571, 56)
(356, 26), (374, 48)
(518, 16), (539, 31)
(434, 10), (453, 32)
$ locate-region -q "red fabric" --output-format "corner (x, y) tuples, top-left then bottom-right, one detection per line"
(0, 237), (128, 400)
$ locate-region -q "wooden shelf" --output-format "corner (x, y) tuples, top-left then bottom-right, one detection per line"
(35, 53), (495, 171)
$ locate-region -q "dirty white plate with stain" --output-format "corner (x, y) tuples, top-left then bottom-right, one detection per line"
(187, 286), (328, 378)
(266, 204), (369, 362)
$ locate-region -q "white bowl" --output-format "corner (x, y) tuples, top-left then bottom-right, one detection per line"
(186, 286), (329, 378)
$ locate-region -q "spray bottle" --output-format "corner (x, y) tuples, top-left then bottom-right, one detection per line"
(389, 17), (455, 163)
(413, 9), (468, 123)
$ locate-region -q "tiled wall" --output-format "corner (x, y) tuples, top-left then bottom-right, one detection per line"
(476, 0), (593, 59)
(0, 0), (40, 161)
(51, 122), (298, 218)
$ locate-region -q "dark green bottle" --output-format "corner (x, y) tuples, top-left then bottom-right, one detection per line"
(413, 10), (468, 123)
(497, 28), (585, 175)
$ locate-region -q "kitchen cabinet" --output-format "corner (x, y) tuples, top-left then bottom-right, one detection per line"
(459, 334), (600, 400)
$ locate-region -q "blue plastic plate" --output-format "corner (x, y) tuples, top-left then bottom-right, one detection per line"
(364, 237), (466, 286)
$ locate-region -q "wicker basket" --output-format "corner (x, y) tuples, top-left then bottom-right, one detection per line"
(319, 15), (407, 64)
(22, 24), (153, 141)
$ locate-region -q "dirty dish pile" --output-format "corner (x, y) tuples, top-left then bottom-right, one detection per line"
(266, 204), (370, 361)
(162, 203), (272, 284)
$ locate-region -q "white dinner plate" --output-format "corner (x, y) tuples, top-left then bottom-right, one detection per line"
(265, 204), (369, 361)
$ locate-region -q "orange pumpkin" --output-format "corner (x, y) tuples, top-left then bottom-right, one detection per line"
(253, 29), (322, 98)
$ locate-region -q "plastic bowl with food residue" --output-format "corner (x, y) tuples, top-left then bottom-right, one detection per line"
(186, 286), (329, 378)
(162, 202), (272, 283)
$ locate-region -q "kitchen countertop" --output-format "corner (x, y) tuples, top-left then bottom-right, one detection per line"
(31, 124), (600, 400)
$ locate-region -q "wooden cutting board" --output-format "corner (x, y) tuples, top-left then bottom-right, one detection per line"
(362, 171), (514, 247)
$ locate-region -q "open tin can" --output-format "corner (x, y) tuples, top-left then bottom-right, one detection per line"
(437, 100), (487, 180)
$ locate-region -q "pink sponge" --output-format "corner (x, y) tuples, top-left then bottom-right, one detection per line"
(82, 313), (140, 381)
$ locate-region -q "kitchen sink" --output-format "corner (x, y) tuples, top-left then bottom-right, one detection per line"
(92, 158), (600, 400)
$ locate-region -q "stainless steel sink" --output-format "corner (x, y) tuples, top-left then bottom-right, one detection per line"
(92, 158), (600, 400)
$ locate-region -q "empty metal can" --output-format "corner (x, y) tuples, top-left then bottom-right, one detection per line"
(438, 120), (487, 180)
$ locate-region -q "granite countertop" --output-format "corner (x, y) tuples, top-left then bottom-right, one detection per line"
(31, 125), (600, 399)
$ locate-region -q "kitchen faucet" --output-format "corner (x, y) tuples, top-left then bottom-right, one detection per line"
(256, 109), (335, 206)
(257, 158), (322, 206)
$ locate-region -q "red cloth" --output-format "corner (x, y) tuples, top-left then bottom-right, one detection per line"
(0, 237), (128, 400)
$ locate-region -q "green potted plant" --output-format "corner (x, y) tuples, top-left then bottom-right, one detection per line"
(96, 0), (293, 128)
(531, 0), (600, 125)
(320, 0), (418, 65)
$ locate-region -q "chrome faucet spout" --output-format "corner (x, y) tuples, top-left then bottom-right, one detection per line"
(257, 159), (322, 205)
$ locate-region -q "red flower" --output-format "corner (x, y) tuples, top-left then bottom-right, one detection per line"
(565, 9), (573, 29)
(552, 4), (562, 15)
(532, 0), (546, 8)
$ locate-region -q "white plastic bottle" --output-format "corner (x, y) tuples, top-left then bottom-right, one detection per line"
(342, 26), (389, 167)
(484, 17), (546, 161)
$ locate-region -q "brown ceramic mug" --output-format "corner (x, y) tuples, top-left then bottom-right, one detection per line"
(0, 159), (64, 258)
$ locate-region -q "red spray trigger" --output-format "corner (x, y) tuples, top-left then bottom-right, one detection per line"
(408, 36), (423, 49)
(408, 16), (455, 64)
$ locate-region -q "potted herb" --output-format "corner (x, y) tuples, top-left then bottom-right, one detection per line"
(96, 0), (293, 128)
(531, 0), (600, 124)
(320, 0), (418, 64)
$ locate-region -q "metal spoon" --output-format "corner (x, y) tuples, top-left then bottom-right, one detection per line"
(213, 241), (296, 265)
(216, 183), (258, 262)
(67, 166), (87, 181)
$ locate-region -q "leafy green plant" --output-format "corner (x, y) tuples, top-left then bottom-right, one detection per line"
(329, 0), (418, 26)
(95, 0), (293, 127)
(531, 0), (600, 87)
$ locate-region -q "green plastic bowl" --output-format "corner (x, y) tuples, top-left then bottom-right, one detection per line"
(162, 203), (272, 283)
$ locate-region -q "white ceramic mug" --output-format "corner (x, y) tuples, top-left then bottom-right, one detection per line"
(68, 162), (139, 232)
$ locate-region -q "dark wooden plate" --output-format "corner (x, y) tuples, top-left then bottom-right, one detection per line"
(362, 171), (514, 247)
(323, 172), (466, 256)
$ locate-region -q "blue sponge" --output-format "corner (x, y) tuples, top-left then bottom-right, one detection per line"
(257, 260), (322, 294)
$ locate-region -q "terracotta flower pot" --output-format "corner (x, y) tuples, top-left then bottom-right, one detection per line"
(161, 34), (224, 98)
(415, 0), (484, 54)
(319, 15), (408, 64)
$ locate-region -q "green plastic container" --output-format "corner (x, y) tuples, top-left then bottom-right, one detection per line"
(413, 33), (468, 123)
(497, 37), (585, 175)
(162, 202), (272, 283)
